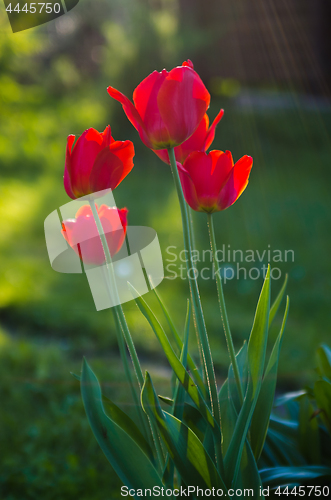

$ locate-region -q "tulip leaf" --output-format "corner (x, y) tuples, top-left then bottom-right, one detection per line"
(274, 390), (306, 408)
(269, 273), (288, 327)
(141, 371), (227, 492)
(269, 414), (298, 438)
(152, 287), (206, 398)
(250, 296), (289, 460)
(72, 369), (153, 461)
(260, 466), (331, 489)
(163, 299), (191, 488)
(132, 287), (217, 431)
(101, 394), (154, 461)
(316, 344), (331, 380)
(172, 299), (191, 420)
(219, 379), (263, 494)
(158, 395), (174, 407)
(224, 267), (271, 487)
(265, 427), (306, 466)
(80, 358), (163, 493)
(298, 394), (321, 464)
(313, 379), (331, 432)
(228, 342), (248, 413)
(219, 379), (237, 456)
(247, 265), (271, 394)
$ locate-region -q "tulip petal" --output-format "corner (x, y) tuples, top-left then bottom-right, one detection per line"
(108, 140), (135, 186)
(182, 151), (229, 211)
(89, 149), (124, 194)
(157, 66), (210, 147)
(204, 109), (224, 151)
(70, 129), (106, 196)
(75, 205), (94, 218)
(172, 114), (210, 164)
(153, 111), (219, 165)
(100, 125), (112, 147)
(64, 135), (76, 199)
(177, 162), (201, 212)
(61, 205), (128, 266)
(99, 206), (128, 255)
(88, 140), (134, 194)
(133, 70), (175, 148)
(152, 148), (170, 164)
(107, 86), (145, 133)
(217, 155), (253, 210)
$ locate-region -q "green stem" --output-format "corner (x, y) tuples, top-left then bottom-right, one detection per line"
(207, 213), (244, 405)
(88, 199), (164, 471)
(168, 148), (223, 471)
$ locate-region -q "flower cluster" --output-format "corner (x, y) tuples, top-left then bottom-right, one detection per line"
(62, 60), (252, 262)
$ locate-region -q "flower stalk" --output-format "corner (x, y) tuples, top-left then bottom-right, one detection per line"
(207, 212), (244, 405)
(168, 147), (223, 471)
(88, 199), (165, 472)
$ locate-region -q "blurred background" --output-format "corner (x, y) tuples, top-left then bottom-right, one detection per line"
(0, 0), (330, 498)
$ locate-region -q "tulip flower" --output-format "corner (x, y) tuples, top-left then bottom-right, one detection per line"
(64, 126), (134, 199)
(178, 150), (253, 213)
(107, 60), (210, 150)
(61, 204), (128, 266)
(154, 109), (224, 165)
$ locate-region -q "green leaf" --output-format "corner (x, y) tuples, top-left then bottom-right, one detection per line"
(152, 287), (207, 398)
(269, 273), (288, 327)
(228, 342), (248, 413)
(250, 296), (290, 460)
(260, 466), (331, 489)
(274, 390), (306, 408)
(269, 414), (298, 438)
(172, 299), (191, 421)
(182, 402), (207, 443)
(265, 427), (306, 466)
(141, 371), (227, 492)
(298, 395), (321, 464)
(314, 379), (331, 432)
(80, 358), (163, 493)
(70, 372), (81, 382)
(219, 379), (263, 494)
(219, 379), (237, 456)
(158, 395), (174, 407)
(101, 394), (153, 461)
(132, 288), (217, 431)
(247, 265), (271, 394)
(316, 344), (331, 380)
(163, 299), (191, 488)
(224, 267), (271, 487)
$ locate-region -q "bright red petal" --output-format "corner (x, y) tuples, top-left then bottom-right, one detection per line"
(100, 125), (112, 147)
(70, 129), (105, 196)
(157, 66), (210, 147)
(89, 149), (124, 194)
(108, 140), (135, 186)
(64, 135), (76, 199)
(177, 162), (201, 211)
(217, 155), (253, 210)
(204, 109), (224, 151)
(107, 86), (144, 133)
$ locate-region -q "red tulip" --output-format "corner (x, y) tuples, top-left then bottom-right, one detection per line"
(178, 150), (253, 213)
(61, 204), (128, 265)
(64, 126), (134, 199)
(107, 60), (210, 150)
(154, 109), (224, 165)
